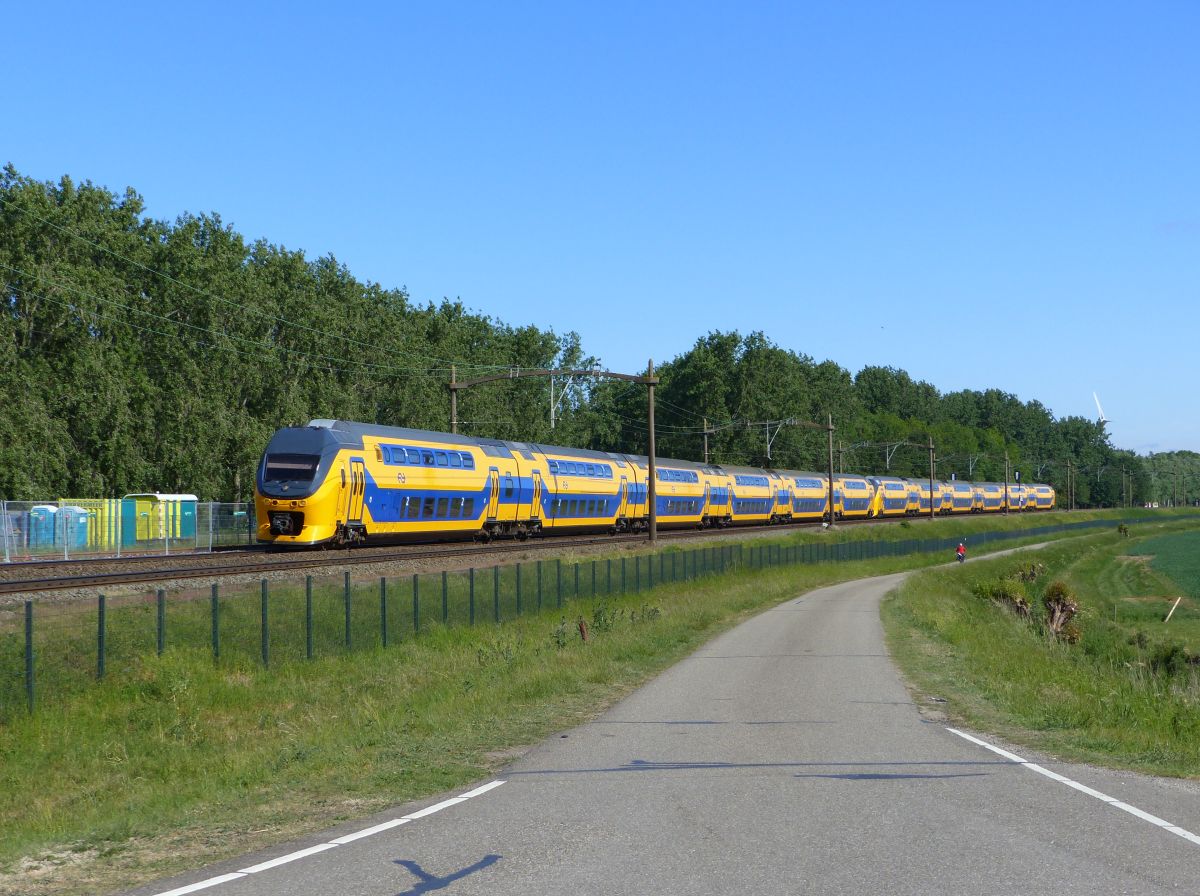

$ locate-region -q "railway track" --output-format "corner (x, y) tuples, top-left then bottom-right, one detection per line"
(0, 515), (900, 597)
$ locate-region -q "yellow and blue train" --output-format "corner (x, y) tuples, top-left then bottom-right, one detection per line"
(255, 420), (1055, 547)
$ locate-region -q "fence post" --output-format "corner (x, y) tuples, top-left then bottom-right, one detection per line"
(413, 573), (420, 635)
(442, 571), (449, 625)
(305, 576), (313, 660)
(212, 583), (220, 660)
(25, 601), (34, 714)
(344, 571), (352, 650)
(1, 499), (9, 564)
(621, 557), (627, 594)
(97, 594), (106, 680)
(381, 577), (389, 648)
(157, 589), (166, 655)
(591, 560), (597, 596)
(260, 580), (269, 668)
(574, 563), (580, 599)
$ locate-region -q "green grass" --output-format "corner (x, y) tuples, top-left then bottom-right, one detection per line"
(882, 518), (1200, 780)
(1, 507), (1194, 895)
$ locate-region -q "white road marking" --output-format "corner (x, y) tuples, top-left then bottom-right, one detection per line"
(947, 727), (1200, 846)
(148, 780), (506, 896)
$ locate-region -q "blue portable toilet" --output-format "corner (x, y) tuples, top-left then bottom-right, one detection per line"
(61, 506), (90, 550)
(29, 505), (57, 549)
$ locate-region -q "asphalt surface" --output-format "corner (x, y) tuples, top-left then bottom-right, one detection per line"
(128, 570), (1200, 896)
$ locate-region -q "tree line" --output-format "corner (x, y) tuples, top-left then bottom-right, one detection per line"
(1, 166), (1192, 508)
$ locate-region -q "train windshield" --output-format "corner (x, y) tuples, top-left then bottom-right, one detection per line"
(264, 453), (320, 483)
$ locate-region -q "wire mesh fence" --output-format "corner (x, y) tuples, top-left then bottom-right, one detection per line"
(0, 500), (256, 562)
(0, 516), (1126, 718)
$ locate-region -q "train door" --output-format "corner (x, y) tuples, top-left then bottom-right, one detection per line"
(487, 468), (500, 519)
(338, 463), (350, 521)
(348, 459), (366, 523)
(617, 476), (630, 520)
(530, 472), (543, 523)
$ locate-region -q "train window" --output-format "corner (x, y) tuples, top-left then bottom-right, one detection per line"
(463, 453), (474, 469)
(436, 497), (449, 518)
(264, 453), (321, 483)
(504, 477), (514, 497)
(407, 499), (419, 520)
(405, 448), (419, 464)
(464, 498), (475, 518)
(588, 500), (597, 515)
(449, 454), (462, 468)
(548, 460), (559, 474)
(422, 451), (434, 465)
(436, 452), (448, 467)
(422, 497), (435, 519)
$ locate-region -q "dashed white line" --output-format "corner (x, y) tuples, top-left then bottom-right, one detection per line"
(150, 779), (506, 896)
(947, 727), (1200, 847)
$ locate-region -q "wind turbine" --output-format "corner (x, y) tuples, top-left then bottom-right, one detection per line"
(1093, 392), (1111, 426)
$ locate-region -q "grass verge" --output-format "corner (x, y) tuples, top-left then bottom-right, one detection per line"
(882, 519), (1200, 779)
(1, 508), (1194, 895)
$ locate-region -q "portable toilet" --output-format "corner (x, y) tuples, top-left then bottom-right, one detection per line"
(29, 505), (57, 549)
(121, 494), (199, 546)
(61, 506), (90, 550)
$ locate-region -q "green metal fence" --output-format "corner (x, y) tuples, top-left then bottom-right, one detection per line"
(0, 516), (1130, 718)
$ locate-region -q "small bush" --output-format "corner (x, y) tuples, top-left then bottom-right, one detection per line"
(1146, 641), (1199, 676)
(1015, 562), (1046, 583)
(1043, 581), (1079, 640)
(591, 601), (620, 633)
(972, 579), (1030, 618)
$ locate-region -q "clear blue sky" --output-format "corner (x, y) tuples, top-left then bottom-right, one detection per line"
(8, 2), (1198, 454)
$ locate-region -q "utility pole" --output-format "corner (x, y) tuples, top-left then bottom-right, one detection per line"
(647, 359), (657, 543)
(450, 365), (457, 434)
(1174, 469), (1178, 508)
(703, 418), (709, 465)
(1004, 453), (1010, 515)
(550, 374), (555, 430)
(827, 415), (836, 528)
(926, 436), (936, 522)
